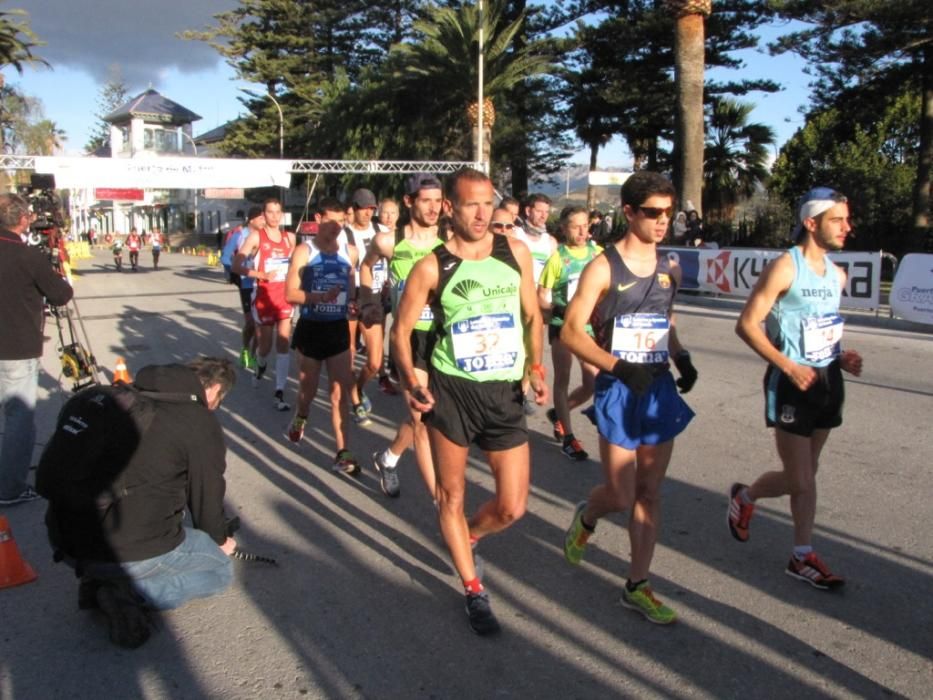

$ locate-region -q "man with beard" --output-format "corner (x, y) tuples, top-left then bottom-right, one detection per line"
(729, 187), (863, 591)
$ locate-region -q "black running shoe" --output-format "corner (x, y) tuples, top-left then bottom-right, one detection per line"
(465, 591), (501, 636)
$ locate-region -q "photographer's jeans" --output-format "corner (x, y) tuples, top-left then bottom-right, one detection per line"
(83, 527), (233, 610)
(0, 357), (38, 500)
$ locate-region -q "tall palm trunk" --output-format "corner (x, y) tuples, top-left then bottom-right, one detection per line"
(670, 0), (710, 215)
(914, 41), (932, 249)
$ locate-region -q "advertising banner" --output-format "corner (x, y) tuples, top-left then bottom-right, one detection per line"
(660, 246), (882, 310)
(890, 253), (933, 325)
(94, 188), (144, 201)
(35, 156), (291, 189)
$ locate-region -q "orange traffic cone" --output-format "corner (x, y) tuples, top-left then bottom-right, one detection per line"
(0, 516), (38, 589)
(112, 356), (132, 385)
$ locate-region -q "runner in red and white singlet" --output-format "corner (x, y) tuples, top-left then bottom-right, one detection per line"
(233, 198), (296, 411)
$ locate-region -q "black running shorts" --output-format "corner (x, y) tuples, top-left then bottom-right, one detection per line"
(764, 359), (844, 436)
(291, 318), (351, 362)
(424, 369), (527, 451)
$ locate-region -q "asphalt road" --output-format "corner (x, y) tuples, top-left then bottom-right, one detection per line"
(1, 249), (931, 699)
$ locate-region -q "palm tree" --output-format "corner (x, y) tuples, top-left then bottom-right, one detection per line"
(703, 97), (775, 223)
(0, 8), (45, 73)
(668, 0), (711, 214)
(24, 118), (66, 155)
(389, 0), (551, 161)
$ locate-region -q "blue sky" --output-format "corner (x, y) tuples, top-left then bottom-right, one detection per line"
(5, 1), (812, 167)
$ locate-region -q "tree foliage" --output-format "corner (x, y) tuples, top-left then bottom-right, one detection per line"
(769, 91), (919, 255)
(703, 97), (775, 223)
(769, 0), (932, 249)
(0, 6), (45, 74)
(85, 67), (129, 154)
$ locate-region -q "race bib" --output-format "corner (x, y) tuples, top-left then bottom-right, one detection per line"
(451, 313), (521, 374)
(802, 314), (843, 362)
(567, 272), (582, 302)
(372, 261), (388, 291)
(266, 255), (290, 282)
(610, 313), (670, 363)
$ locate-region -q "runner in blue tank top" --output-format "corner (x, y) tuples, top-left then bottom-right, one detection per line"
(730, 187), (864, 590)
(559, 171), (699, 625)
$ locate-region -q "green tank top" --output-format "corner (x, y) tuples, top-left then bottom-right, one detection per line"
(389, 236), (444, 332)
(550, 242), (600, 329)
(430, 235), (525, 382)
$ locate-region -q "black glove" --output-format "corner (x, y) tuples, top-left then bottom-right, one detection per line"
(611, 359), (654, 396)
(673, 350), (698, 393)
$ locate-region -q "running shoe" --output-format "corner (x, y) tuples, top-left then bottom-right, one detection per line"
(372, 450), (400, 498)
(621, 582), (677, 625)
(288, 415), (307, 443)
(564, 501), (594, 565)
(785, 552), (845, 590)
(546, 408), (566, 442)
(351, 403), (372, 426)
(333, 449), (361, 476)
(238, 348), (251, 369)
(727, 482), (755, 542)
(274, 390), (290, 412)
(465, 591), (501, 636)
(0, 486), (42, 506)
(254, 359), (268, 382)
(360, 391), (373, 413)
(378, 374), (398, 395)
(561, 436), (588, 461)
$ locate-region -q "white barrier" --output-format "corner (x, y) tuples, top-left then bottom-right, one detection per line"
(890, 253), (933, 325)
(660, 247), (882, 311)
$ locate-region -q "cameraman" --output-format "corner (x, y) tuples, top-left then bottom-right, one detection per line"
(0, 192), (73, 506)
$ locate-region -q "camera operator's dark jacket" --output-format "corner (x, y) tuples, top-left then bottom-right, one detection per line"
(0, 227), (73, 360)
(40, 364), (229, 563)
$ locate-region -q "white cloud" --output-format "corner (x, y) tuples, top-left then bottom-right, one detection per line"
(16, 0), (236, 88)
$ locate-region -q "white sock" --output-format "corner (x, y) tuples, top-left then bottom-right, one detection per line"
(275, 353), (290, 392)
(257, 353), (269, 368)
(793, 545), (813, 560)
(382, 448), (401, 467)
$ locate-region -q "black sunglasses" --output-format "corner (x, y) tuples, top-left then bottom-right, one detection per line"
(491, 222), (515, 231)
(638, 206), (674, 220)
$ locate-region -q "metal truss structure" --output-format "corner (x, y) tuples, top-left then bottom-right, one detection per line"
(0, 154), (482, 175)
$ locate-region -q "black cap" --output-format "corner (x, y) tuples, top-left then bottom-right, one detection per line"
(405, 173), (443, 196)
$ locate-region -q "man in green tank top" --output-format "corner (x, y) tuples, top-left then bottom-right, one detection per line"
(360, 174), (444, 499)
(392, 168), (548, 636)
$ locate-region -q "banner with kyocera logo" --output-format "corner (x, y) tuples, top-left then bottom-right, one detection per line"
(660, 247), (882, 310)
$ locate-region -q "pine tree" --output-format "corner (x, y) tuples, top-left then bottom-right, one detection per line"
(85, 67), (129, 154)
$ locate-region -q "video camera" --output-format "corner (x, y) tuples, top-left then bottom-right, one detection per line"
(20, 173), (66, 257)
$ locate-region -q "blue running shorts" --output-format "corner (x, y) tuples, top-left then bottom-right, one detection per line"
(583, 370), (694, 450)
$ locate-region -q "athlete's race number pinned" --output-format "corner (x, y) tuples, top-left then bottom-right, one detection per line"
(611, 313), (670, 363)
(802, 314), (843, 363)
(451, 313), (521, 374)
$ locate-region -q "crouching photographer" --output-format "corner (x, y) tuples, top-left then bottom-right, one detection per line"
(36, 357), (238, 649)
(0, 192), (73, 506)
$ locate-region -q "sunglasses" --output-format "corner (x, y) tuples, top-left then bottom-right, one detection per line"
(638, 206), (674, 219)
(491, 222), (515, 231)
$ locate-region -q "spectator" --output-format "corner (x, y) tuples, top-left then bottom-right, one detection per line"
(36, 357), (238, 648)
(0, 193), (74, 506)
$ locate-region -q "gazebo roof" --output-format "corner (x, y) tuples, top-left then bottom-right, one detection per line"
(105, 88), (201, 126)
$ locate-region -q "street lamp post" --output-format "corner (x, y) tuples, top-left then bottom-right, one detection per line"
(180, 130), (199, 234)
(267, 92), (284, 160)
(476, 0), (485, 170)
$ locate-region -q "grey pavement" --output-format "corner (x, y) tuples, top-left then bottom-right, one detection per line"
(1, 248), (931, 699)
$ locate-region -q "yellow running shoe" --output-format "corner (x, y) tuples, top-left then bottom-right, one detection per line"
(563, 501), (595, 565)
(621, 582), (677, 625)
